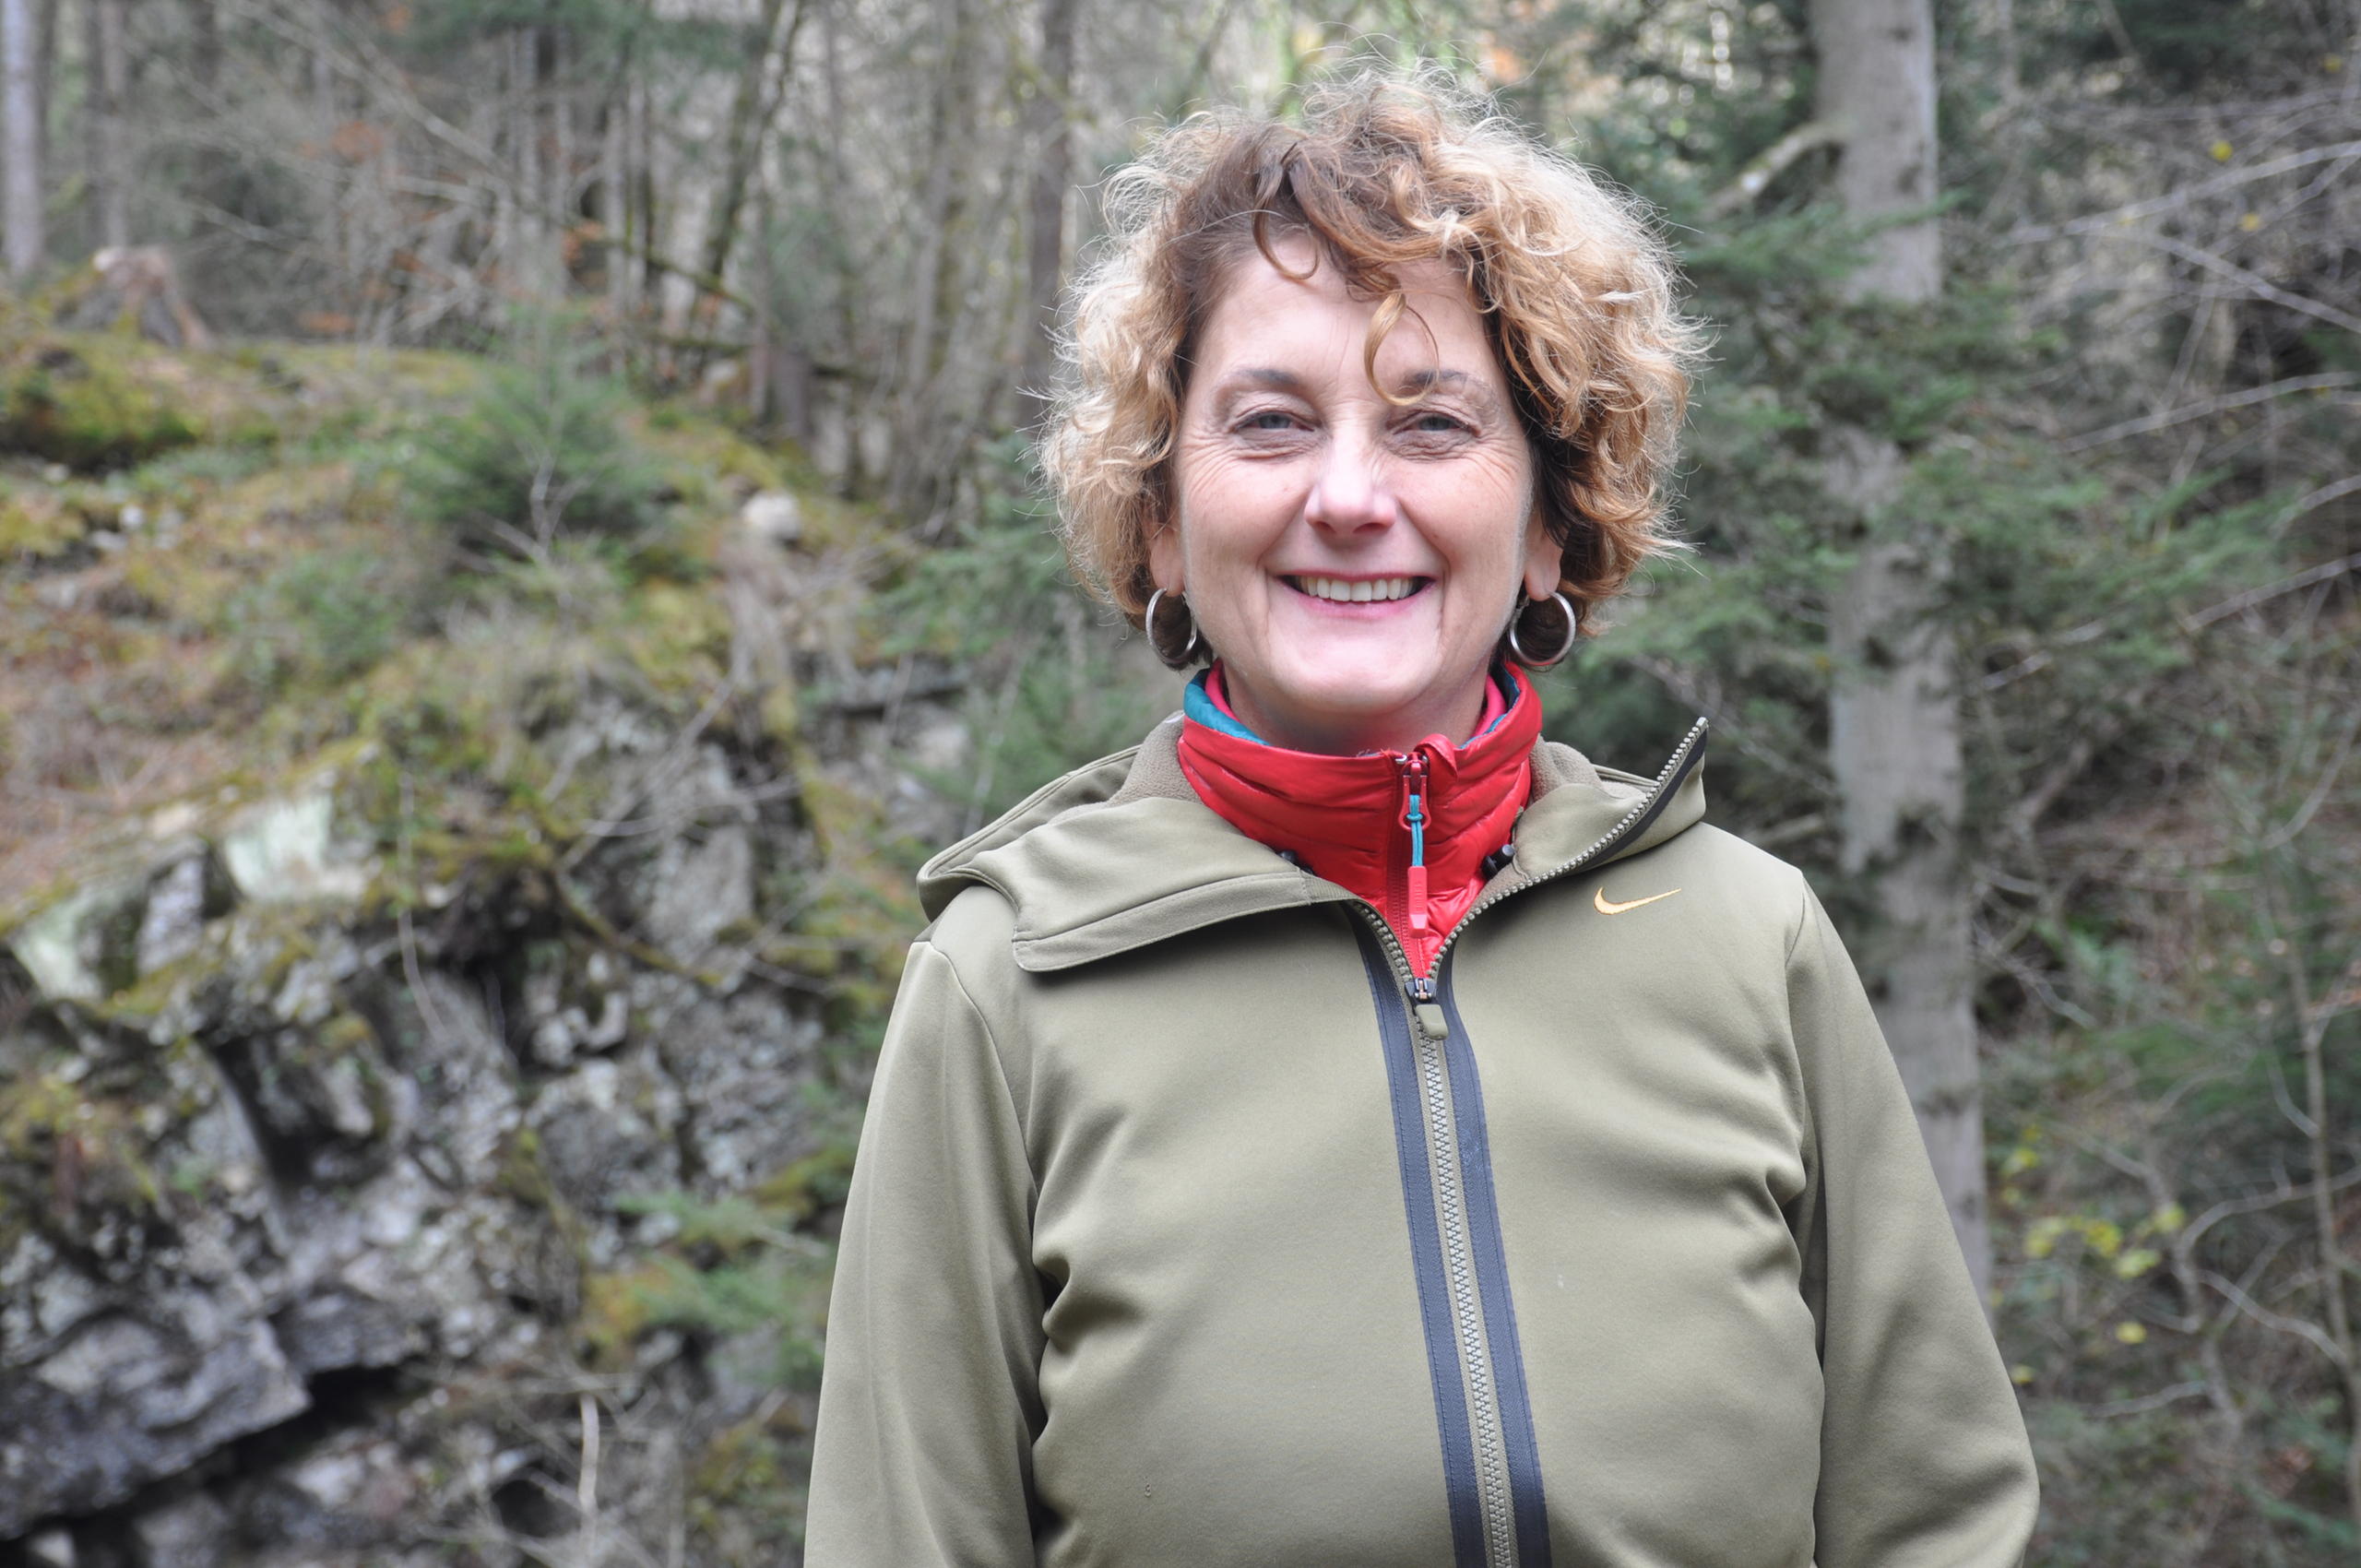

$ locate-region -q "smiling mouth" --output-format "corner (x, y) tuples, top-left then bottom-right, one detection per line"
(1283, 575), (1430, 604)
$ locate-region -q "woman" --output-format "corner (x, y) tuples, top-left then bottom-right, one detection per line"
(807, 73), (2037, 1568)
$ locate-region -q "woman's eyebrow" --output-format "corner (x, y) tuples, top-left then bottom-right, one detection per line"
(1394, 367), (1501, 411)
(1204, 368), (1310, 419)
(1216, 367), (1305, 396)
(1212, 365), (1501, 410)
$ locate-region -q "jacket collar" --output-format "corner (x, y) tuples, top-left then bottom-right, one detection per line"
(1174, 664), (1539, 930)
(918, 715), (1711, 973)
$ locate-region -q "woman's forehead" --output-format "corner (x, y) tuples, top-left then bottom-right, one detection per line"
(1197, 242), (1500, 389)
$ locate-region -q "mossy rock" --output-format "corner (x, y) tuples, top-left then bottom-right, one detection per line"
(0, 335), (284, 474)
(1, 342), (202, 471)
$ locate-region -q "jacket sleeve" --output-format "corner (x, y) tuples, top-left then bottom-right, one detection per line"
(1786, 878), (2039, 1568)
(805, 938), (1046, 1567)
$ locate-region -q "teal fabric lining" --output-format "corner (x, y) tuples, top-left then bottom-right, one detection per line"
(1183, 665), (1525, 749)
(1183, 671), (1264, 743)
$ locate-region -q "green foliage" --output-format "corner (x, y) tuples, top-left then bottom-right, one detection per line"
(879, 436), (1171, 825)
(2054, 0), (2305, 94)
(225, 545), (433, 696)
(403, 323), (668, 558)
(594, 1190), (834, 1385)
(392, 0), (743, 75)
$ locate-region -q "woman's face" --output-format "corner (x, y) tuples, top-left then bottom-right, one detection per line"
(1155, 236), (1557, 754)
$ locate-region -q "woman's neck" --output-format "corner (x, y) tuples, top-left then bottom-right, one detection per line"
(1216, 665), (1494, 754)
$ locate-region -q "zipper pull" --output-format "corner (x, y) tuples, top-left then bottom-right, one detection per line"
(1406, 974), (1446, 1038)
(1398, 753), (1430, 932)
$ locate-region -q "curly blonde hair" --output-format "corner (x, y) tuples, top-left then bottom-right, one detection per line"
(1040, 68), (1701, 647)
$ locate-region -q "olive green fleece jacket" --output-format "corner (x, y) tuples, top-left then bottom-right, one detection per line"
(806, 716), (2037, 1568)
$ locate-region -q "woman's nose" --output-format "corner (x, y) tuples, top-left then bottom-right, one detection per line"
(1304, 431), (1398, 534)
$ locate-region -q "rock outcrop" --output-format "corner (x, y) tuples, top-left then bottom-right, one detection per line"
(0, 681), (941, 1566)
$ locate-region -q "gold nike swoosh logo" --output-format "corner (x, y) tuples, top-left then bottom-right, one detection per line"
(1595, 886), (1681, 915)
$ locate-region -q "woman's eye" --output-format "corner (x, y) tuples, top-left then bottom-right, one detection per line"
(1238, 410), (1298, 433)
(1405, 410), (1470, 436)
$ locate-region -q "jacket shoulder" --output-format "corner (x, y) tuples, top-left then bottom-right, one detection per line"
(920, 878), (1024, 978)
(914, 738), (1157, 918)
(1644, 821), (1811, 904)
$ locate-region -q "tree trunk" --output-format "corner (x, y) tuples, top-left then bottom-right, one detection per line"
(190, 0), (220, 97)
(887, 0), (978, 519)
(698, 0), (809, 293)
(311, 5), (344, 316)
(32, 0), (52, 196)
(187, 0), (223, 211)
(1017, 0), (1078, 426)
(511, 28), (546, 297)
(1814, 0), (1940, 299)
(552, 30), (576, 242)
(1809, 0), (1991, 1306)
(600, 81), (633, 317)
(88, 0), (129, 249)
(1, 0), (41, 279)
(819, 0), (863, 488)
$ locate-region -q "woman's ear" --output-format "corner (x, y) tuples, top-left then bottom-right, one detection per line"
(1521, 508), (1561, 602)
(1146, 518), (1185, 594)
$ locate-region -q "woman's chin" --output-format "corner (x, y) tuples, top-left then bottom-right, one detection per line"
(1242, 665), (1449, 744)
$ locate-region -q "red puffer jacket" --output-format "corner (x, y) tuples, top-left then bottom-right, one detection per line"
(1175, 662), (1540, 978)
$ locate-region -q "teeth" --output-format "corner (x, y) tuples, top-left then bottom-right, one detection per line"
(1293, 576), (1418, 603)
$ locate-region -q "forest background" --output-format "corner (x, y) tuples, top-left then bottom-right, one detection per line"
(0, 0), (2355, 1564)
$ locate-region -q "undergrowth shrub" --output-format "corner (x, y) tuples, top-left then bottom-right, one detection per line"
(227, 544), (430, 695)
(879, 436), (1169, 828)
(405, 324), (668, 558)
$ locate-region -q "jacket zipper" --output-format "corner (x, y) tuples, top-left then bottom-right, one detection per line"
(1348, 717), (1707, 1567)
(1360, 715), (1709, 1000)
(1395, 750), (1433, 939)
(1355, 902), (1515, 1565)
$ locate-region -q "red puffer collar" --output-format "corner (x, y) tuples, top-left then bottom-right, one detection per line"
(1176, 663), (1540, 979)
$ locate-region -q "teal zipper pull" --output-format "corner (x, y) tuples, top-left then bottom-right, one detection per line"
(1398, 752), (1430, 932)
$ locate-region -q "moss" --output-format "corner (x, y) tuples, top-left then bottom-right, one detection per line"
(0, 485), (85, 558)
(750, 1145), (857, 1225)
(316, 1011), (376, 1059)
(575, 1259), (673, 1368)
(493, 1125), (558, 1211)
(782, 773), (924, 1031)
(686, 1404), (813, 1562)
(617, 581), (732, 695)
(0, 1065), (174, 1228)
(111, 460), (372, 636)
(639, 413), (789, 505)
(0, 343), (202, 470)
(756, 683), (801, 750)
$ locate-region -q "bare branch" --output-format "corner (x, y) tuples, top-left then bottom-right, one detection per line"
(2180, 551), (2361, 633)
(2088, 1380), (2211, 1419)
(2009, 138), (2361, 243)
(2204, 1268), (2349, 1366)
(2137, 232), (2361, 339)
(1708, 120), (1845, 216)
(2061, 373), (2357, 452)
